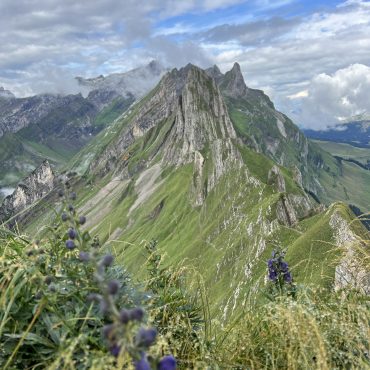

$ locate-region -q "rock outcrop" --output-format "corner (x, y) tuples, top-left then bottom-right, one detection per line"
(267, 165), (313, 226)
(220, 62), (248, 98)
(268, 165), (286, 193)
(0, 160), (55, 223)
(330, 208), (370, 295)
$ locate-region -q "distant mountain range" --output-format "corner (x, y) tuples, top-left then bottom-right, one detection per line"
(304, 119), (370, 148)
(0, 61), (165, 199)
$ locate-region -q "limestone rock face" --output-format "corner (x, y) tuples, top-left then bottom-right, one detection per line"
(0, 160), (55, 222)
(330, 208), (370, 295)
(267, 165), (313, 225)
(161, 65), (237, 165)
(205, 65), (224, 84)
(276, 195), (298, 226)
(220, 62), (248, 98)
(92, 64), (240, 187)
(268, 165), (286, 193)
(292, 166), (304, 188)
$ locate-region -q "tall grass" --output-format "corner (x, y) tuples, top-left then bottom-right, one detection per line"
(0, 212), (369, 369)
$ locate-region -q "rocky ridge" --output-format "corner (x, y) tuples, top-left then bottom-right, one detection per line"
(0, 160), (55, 223)
(330, 207), (370, 294)
(85, 63), (314, 224)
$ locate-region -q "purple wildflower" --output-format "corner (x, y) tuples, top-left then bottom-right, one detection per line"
(119, 309), (130, 324)
(65, 240), (75, 250)
(284, 271), (292, 283)
(134, 353), (151, 370)
(109, 344), (121, 357)
(101, 254), (114, 267)
(107, 280), (120, 295)
(136, 327), (157, 348)
(78, 216), (86, 225)
(79, 251), (90, 262)
(68, 228), (77, 239)
(130, 307), (145, 321)
(158, 355), (177, 370)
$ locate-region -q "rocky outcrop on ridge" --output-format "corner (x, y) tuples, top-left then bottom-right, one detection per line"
(0, 160), (55, 223)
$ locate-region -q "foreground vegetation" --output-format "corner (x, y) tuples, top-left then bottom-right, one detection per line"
(0, 190), (369, 369)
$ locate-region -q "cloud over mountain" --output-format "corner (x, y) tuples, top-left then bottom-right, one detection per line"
(1, 0), (370, 129)
(283, 64), (370, 129)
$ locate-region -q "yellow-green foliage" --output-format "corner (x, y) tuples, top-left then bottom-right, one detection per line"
(216, 287), (370, 369)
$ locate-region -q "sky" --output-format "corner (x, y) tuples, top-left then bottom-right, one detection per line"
(1, 0), (370, 129)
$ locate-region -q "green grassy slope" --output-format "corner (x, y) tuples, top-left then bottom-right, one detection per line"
(56, 151), (366, 322)
(224, 93), (370, 212)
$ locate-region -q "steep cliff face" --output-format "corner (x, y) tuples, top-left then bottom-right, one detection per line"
(90, 65), (240, 181)
(0, 160), (55, 223)
(210, 63), (368, 211)
(213, 63), (311, 170)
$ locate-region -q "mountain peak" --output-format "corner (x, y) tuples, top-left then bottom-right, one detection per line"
(231, 62), (242, 73)
(0, 86), (15, 99)
(206, 64), (224, 83)
(221, 62), (248, 98)
(147, 60), (163, 73)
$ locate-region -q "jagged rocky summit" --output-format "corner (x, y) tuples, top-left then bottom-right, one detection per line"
(0, 160), (55, 223)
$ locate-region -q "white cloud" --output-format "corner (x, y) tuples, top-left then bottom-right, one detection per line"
(1, 0), (370, 134)
(287, 90), (308, 99)
(282, 64), (370, 129)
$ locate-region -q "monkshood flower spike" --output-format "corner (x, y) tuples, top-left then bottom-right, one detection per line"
(267, 248), (295, 298)
(57, 185), (176, 369)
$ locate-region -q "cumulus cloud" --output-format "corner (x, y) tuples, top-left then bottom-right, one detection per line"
(282, 64), (370, 129)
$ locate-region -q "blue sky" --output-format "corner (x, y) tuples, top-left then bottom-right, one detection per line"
(0, 0), (370, 128)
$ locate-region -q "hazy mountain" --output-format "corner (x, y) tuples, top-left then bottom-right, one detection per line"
(0, 87), (15, 99)
(76, 60), (165, 109)
(304, 118), (370, 148)
(0, 61), (166, 199)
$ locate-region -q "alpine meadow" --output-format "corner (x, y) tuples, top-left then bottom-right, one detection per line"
(0, 1), (370, 369)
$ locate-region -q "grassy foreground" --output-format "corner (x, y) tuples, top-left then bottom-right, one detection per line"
(0, 193), (369, 369)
